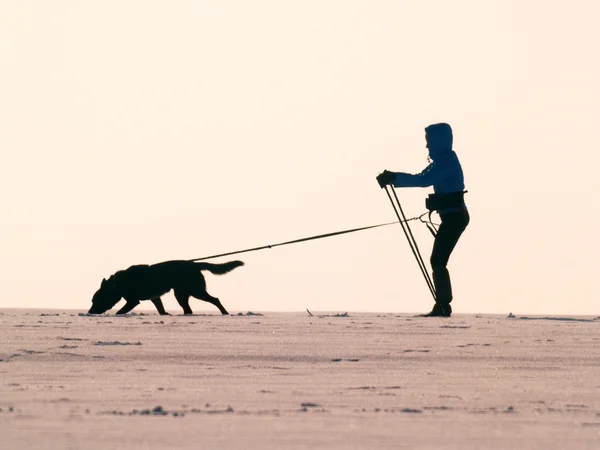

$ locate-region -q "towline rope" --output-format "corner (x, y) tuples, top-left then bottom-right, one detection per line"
(190, 213), (438, 262)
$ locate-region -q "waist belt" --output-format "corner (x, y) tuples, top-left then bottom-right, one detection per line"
(425, 191), (467, 211)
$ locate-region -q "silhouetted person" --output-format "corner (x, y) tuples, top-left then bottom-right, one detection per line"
(377, 123), (469, 317)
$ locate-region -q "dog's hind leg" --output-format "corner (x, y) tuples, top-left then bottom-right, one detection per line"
(116, 300), (140, 315)
(174, 290), (194, 315)
(151, 298), (170, 316)
(190, 289), (229, 315)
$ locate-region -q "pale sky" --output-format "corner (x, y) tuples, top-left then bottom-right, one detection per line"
(1, 0), (599, 315)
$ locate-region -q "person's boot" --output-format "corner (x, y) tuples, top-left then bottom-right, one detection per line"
(442, 303), (452, 317)
(421, 303), (451, 317)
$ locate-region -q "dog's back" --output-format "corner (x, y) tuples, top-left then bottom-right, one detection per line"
(113, 260), (234, 301)
(110, 261), (193, 301)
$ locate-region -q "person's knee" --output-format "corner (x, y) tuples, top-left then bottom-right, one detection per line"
(430, 254), (448, 270)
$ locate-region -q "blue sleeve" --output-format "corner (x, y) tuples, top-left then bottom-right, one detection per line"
(392, 162), (439, 188)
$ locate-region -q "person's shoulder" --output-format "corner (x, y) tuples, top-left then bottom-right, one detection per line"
(447, 150), (462, 162)
(436, 151), (457, 162)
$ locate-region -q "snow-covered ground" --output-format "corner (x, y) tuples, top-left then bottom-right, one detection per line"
(1, 309), (599, 449)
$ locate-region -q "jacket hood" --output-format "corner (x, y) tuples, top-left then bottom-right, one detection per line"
(425, 123), (453, 159)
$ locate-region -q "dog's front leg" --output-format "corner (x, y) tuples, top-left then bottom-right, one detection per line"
(151, 298), (170, 316)
(116, 300), (140, 315)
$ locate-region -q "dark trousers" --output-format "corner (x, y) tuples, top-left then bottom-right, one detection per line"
(430, 209), (470, 306)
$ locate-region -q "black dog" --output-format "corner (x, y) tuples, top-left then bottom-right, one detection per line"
(89, 260), (244, 315)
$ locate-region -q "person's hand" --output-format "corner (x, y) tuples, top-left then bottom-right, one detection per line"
(376, 170), (395, 188)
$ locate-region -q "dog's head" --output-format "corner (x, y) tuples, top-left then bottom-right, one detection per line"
(89, 278), (121, 314)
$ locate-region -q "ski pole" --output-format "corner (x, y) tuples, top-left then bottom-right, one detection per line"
(384, 185), (437, 301)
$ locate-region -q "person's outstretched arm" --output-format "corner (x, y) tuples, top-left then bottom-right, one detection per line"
(392, 162), (440, 188)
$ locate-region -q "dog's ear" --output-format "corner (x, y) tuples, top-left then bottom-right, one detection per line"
(100, 278), (107, 287)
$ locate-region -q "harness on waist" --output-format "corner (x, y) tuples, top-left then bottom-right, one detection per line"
(425, 191), (467, 212)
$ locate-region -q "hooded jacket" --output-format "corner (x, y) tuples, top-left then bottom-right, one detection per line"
(393, 123), (465, 191)
(392, 123), (466, 212)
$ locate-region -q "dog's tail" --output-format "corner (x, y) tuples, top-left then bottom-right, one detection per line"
(194, 260), (244, 275)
